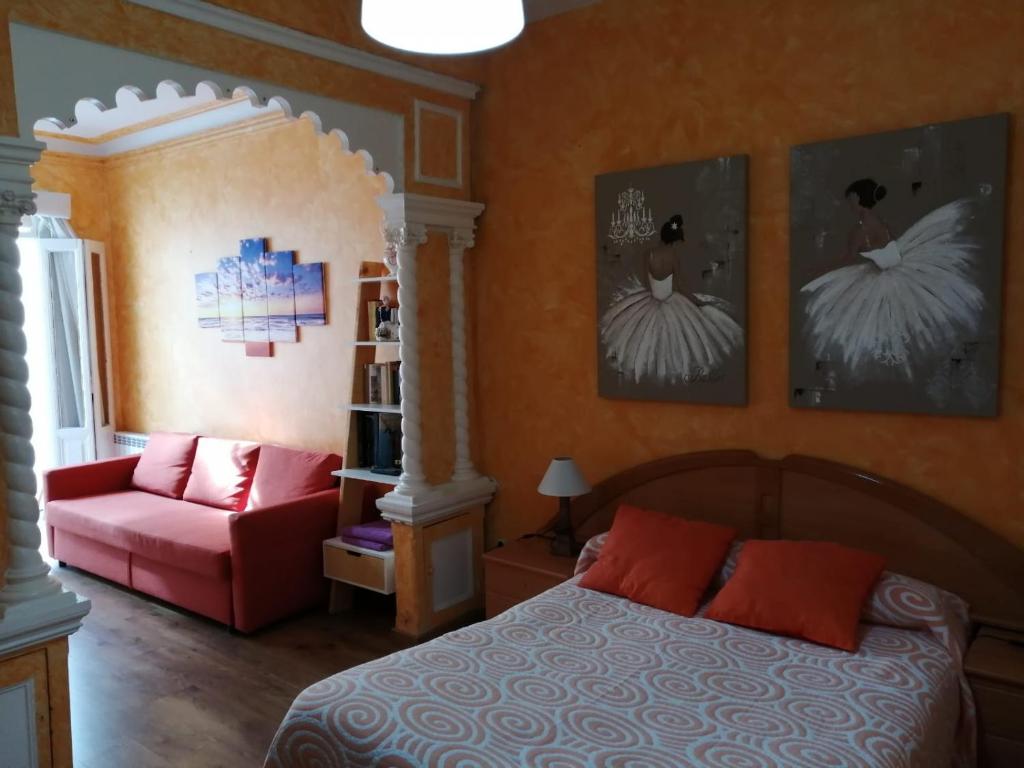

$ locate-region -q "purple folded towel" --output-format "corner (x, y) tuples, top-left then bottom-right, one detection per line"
(342, 520), (394, 545)
(341, 535), (393, 552)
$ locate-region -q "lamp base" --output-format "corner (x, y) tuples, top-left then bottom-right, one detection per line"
(549, 496), (580, 557)
(549, 531), (579, 557)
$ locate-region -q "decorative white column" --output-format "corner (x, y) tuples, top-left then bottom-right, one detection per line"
(375, 194), (495, 526)
(0, 137), (89, 655)
(448, 228), (479, 482)
(388, 223), (429, 495)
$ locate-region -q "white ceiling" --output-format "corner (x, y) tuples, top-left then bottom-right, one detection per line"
(524, 0), (601, 22)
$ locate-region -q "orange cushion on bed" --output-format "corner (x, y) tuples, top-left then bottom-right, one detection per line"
(578, 505), (736, 617)
(705, 539), (886, 651)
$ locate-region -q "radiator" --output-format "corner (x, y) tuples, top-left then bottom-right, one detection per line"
(113, 431), (148, 456)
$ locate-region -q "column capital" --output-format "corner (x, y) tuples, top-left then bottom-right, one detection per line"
(0, 137), (42, 227)
(384, 222), (429, 251)
(378, 192), (484, 234)
(448, 227), (476, 252)
(0, 189), (36, 221)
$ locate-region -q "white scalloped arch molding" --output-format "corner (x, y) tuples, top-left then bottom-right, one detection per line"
(32, 79), (395, 192)
(10, 23), (405, 189)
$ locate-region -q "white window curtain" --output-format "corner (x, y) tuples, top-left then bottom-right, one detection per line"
(47, 247), (85, 430)
(21, 207), (80, 503)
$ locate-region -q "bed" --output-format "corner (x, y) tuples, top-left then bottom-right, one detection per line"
(265, 452), (1024, 768)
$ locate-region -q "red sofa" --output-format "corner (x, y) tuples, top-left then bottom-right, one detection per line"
(44, 433), (342, 633)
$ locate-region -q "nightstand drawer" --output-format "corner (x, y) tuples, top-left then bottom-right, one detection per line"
(485, 561), (566, 603)
(974, 681), (1024, 741)
(482, 537), (577, 618)
(324, 542), (395, 595)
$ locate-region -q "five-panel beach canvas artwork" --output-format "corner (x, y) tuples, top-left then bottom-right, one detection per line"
(194, 237), (326, 356)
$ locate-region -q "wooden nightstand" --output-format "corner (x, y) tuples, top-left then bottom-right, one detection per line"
(966, 627), (1024, 768)
(483, 536), (577, 618)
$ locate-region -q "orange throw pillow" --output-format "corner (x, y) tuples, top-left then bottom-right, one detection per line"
(705, 540), (886, 651)
(578, 505), (736, 617)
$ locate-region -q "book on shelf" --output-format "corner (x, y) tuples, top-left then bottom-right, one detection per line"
(364, 361), (402, 406)
(367, 300), (382, 340)
(355, 412), (403, 475)
(381, 361), (393, 405)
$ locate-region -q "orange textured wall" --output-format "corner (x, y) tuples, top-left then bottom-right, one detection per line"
(470, 0), (1024, 549)
(30, 154), (110, 244)
(35, 116), (390, 454)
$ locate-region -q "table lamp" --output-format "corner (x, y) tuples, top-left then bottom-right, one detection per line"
(538, 457), (592, 556)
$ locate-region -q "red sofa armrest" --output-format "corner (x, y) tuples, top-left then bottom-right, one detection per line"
(228, 489), (339, 633)
(43, 454), (140, 502)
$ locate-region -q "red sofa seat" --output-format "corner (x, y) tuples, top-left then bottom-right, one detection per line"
(47, 491), (233, 579)
(45, 438), (342, 632)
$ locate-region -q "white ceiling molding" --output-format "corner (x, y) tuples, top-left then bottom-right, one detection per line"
(124, 0), (481, 100)
(32, 79), (396, 192)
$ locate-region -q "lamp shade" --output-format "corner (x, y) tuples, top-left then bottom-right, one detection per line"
(362, 0), (525, 55)
(538, 457), (592, 498)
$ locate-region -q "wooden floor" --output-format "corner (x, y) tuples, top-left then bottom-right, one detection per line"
(58, 566), (412, 768)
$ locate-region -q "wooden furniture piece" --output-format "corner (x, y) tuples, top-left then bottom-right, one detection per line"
(568, 451), (1024, 630)
(966, 627), (1024, 767)
(391, 506), (485, 636)
(323, 537), (396, 596)
(324, 196), (498, 639)
(326, 260), (489, 638)
(335, 263), (402, 495)
(0, 637), (73, 768)
(326, 504), (487, 641)
(483, 536), (576, 618)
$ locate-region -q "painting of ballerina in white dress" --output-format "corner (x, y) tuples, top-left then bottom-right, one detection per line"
(596, 157), (747, 404)
(790, 114), (1008, 416)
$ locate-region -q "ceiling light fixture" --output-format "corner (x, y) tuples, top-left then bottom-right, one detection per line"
(361, 0), (525, 56)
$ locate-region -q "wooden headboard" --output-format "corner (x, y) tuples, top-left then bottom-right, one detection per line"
(571, 451), (1024, 630)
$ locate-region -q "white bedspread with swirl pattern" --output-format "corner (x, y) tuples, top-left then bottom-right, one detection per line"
(265, 575), (969, 768)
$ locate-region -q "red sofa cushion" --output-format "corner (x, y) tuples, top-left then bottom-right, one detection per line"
(183, 438), (260, 511)
(245, 445), (341, 510)
(130, 432), (198, 498)
(47, 491), (231, 579)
